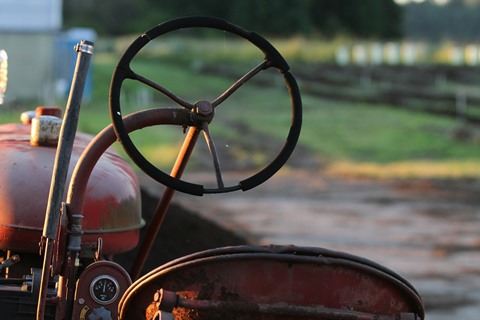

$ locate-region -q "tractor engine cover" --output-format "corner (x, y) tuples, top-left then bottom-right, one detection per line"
(0, 121), (143, 255)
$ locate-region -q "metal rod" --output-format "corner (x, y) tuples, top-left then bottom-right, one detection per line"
(202, 122), (224, 188)
(36, 40), (94, 320)
(129, 126), (201, 281)
(157, 289), (413, 320)
(42, 40), (94, 240)
(67, 108), (191, 214)
(133, 72), (194, 109)
(212, 59), (268, 107)
(36, 238), (54, 320)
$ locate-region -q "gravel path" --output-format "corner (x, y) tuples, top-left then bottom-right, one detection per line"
(168, 170), (480, 320)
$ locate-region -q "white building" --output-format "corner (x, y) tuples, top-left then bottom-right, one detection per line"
(0, 0), (62, 104)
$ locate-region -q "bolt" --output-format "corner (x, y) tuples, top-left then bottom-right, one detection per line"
(154, 289), (178, 312)
(195, 100), (213, 116)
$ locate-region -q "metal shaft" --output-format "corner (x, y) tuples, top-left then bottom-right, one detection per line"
(129, 126), (201, 281)
(36, 40), (94, 320)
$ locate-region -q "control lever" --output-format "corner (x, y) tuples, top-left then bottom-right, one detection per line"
(0, 254), (20, 271)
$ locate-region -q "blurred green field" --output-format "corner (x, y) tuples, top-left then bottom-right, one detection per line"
(3, 36), (480, 180)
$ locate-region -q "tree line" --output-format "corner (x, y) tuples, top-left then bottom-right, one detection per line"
(403, 0), (480, 42)
(63, 0), (403, 39)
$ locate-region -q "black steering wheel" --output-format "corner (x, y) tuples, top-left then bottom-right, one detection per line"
(109, 16), (302, 196)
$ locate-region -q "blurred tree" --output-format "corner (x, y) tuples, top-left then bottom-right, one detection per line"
(159, 0), (230, 18)
(308, 0), (402, 39)
(63, 0), (403, 38)
(63, 0), (157, 34)
(228, 0), (312, 36)
(402, 0), (480, 42)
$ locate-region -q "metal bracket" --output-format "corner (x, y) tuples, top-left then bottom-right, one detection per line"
(74, 41), (94, 55)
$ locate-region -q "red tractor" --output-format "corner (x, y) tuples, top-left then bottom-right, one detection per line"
(0, 17), (424, 320)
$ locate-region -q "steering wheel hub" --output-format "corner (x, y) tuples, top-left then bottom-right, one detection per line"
(191, 100), (214, 125)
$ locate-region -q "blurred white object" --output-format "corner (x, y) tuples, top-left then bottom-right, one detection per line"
(0, 50), (7, 105)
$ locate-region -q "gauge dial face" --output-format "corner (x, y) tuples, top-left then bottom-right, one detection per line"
(90, 275), (120, 305)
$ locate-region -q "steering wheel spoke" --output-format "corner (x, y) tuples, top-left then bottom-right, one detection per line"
(201, 122), (225, 189)
(212, 59), (269, 108)
(130, 71), (194, 109)
(109, 17), (302, 196)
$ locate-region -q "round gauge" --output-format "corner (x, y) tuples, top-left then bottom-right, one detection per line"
(90, 275), (120, 305)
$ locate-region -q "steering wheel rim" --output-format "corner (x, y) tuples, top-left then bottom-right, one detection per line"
(109, 16), (302, 196)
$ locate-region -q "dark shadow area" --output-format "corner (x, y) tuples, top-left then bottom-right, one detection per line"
(115, 189), (249, 274)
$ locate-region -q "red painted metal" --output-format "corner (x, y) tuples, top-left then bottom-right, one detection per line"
(35, 106), (62, 118)
(119, 245), (424, 320)
(0, 122), (143, 254)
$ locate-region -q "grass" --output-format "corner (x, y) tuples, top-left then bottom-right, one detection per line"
(301, 96), (480, 162)
(300, 94), (480, 179)
(326, 160), (480, 180)
(2, 36), (480, 180)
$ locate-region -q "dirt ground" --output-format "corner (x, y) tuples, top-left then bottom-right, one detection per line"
(126, 168), (480, 320)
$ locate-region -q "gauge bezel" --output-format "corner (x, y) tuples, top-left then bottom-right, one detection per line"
(89, 274), (120, 305)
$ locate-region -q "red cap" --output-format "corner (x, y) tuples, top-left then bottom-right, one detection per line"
(35, 106), (62, 118)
